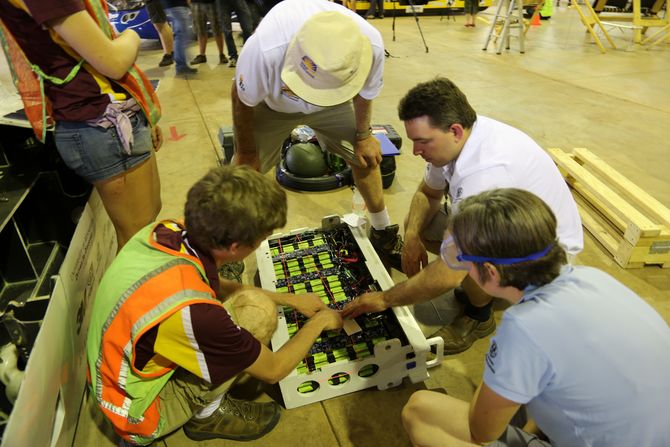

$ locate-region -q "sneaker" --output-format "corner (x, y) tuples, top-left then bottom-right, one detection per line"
(176, 66), (198, 76)
(438, 313), (496, 355)
(183, 394), (281, 441)
(228, 57), (237, 68)
(218, 261), (245, 283)
(369, 224), (403, 272)
(219, 53), (228, 64)
(158, 53), (174, 67)
(190, 54), (207, 65)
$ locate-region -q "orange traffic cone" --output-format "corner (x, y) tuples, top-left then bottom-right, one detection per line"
(530, 12), (542, 26)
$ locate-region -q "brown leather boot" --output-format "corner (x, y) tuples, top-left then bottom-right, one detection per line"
(438, 313), (496, 355)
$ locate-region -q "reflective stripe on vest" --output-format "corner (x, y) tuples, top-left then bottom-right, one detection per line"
(89, 223), (219, 444)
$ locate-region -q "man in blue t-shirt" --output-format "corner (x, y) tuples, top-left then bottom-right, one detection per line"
(400, 188), (670, 447)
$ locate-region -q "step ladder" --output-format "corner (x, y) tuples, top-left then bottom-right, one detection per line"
(482, 0), (527, 53)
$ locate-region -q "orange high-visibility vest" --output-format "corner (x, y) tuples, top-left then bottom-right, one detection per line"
(87, 221), (220, 445)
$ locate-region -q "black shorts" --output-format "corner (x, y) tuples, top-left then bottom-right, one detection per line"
(145, 0), (167, 24)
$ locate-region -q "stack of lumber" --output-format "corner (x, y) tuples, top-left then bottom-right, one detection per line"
(549, 147), (670, 268)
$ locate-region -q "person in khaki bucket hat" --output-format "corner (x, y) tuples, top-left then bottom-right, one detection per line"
(280, 10), (373, 107)
(231, 0), (404, 271)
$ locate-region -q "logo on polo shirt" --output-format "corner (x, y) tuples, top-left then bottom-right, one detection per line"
(456, 187), (463, 200)
(485, 340), (497, 374)
(300, 55), (318, 79)
(238, 75), (246, 92)
(280, 84), (300, 102)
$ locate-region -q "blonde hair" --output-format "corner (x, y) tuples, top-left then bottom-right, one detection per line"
(450, 188), (567, 289)
(185, 166), (287, 251)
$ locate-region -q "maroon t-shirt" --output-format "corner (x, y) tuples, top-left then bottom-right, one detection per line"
(0, 0), (112, 121)
(134, 223), (262, 386)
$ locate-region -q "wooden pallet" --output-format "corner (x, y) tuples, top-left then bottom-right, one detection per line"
(549, 147), (670, 268)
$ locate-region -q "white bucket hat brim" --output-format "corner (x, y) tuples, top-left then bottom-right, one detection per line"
(281, 11), (373, 107)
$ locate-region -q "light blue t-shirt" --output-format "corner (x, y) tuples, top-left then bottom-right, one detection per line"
(484, 265), (670, 447)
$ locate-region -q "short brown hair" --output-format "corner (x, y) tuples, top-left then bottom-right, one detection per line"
(398, 77), (477, 131)
(450, 188), (567, 289)
(185, 166), (287, 251)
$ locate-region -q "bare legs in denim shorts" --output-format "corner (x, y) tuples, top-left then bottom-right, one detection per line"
(54, 112), (161, 250)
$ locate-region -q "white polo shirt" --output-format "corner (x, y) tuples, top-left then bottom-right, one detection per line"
(234, 0), (385, 114)
(484, 265), (670, 447)
(424, 115), (583, 255)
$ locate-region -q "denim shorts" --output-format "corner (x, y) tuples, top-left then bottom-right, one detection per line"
(54, 112), (153, 183)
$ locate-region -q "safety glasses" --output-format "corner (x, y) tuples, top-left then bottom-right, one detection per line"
(440, 233), (553, 270)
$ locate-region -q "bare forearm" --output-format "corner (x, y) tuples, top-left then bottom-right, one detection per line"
(231, 84), (257, 156)
(50, 12), (139, 79)
(405, 188), (442, 237)
(352, 95), (373, 135)
(271, 319), (326, 380)
(384, 260), (466, 307)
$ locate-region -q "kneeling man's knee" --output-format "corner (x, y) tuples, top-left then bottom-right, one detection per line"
(227, 290), (277, 345)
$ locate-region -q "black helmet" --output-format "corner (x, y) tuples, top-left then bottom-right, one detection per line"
(285, 142), (329, 177)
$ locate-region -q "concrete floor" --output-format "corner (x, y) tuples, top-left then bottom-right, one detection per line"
(73, 6), (669, 447)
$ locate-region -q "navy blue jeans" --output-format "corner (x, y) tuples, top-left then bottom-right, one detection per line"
(217, 0), (254, 59)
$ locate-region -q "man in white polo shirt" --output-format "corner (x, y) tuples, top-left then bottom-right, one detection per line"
(231, 0), (403, 270)
(342, 77), (583, 355)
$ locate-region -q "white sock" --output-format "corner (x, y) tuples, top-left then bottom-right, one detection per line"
(369, 209), (391, 230)
(195, 394), (224, 419)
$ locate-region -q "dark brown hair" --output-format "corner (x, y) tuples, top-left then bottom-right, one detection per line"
(450, 188), (567, 289)
(185, 166), (287, 251)
(398, 77), (477, 131)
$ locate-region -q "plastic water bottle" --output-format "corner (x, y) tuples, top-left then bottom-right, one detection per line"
(351, 186), (367, 217)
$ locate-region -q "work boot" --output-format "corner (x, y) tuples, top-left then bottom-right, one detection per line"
(219, 53), (228, 64)
(438, 313), (496, 355)
(369, 225), (403, 272)
(218, 261), (245, 283)
(183, 394), (281, 441)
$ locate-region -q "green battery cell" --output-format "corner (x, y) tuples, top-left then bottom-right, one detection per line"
(313, 353), (328, 368)
(332, 348), (348, 361)
(297, 381), (317, 393)
(358, 364), (379, 378)
(354, 343), (371, 359)
(334, 293), (348, 302)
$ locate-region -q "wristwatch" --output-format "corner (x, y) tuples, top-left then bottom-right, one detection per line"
(355, 126), (373, 141)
